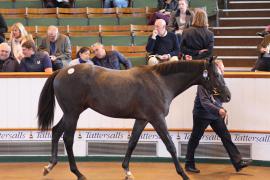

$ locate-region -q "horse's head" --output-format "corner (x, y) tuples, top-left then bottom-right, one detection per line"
(200, 57), (231, 103)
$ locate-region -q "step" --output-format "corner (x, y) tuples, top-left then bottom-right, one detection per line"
(213, 46), (258, 56)
(211, 26), (265, 36)
(219, 56), (257, 68)
(229, 1), (270, 9)
(219, 17), (270, 26)
(219, 9), (270, 17)
(214, 36), (262, 46)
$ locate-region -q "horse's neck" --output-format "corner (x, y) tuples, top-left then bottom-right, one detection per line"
(163, 69), (202, 98)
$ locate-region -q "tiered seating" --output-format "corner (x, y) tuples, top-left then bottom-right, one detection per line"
(5, 24), (154, 46)
(0, 7), (157, 26)
(0, 0), (43, 8)
(214, 0), (270, 70)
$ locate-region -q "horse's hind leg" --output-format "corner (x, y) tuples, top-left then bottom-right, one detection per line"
(151, 119), (189, 180)
(43, 117), (65, 176)
(122, 120), (147, 180)
(63, 113), (87, 180)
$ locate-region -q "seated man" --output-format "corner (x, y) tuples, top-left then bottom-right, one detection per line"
(20, 40), (52, 72)
(0, 42), (19, 72)
(252, 33), (270, 71)
(146, 19), (180, 65)
(91, 42), (132, 70)
(43, 0), (74, 8)
(104, 0), (129, 8)
(38, 25), (72, 70)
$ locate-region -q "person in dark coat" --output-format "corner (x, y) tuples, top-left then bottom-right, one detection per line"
(0, 43), (19, 72)
(185, 60), (252, 173)
(180, 8), (214, 60)
(0, 14), (8, 44)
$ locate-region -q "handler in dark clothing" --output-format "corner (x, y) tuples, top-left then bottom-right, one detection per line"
(0, 14), (8, 43)
(180, 8), (214, 60)
(146, 19), (180, 65)
(91, 42), (132, 70)
(0, 42), (19, 72)
(185, 60), (252, 173)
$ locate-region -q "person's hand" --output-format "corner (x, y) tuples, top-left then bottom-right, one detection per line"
(163, 11), (171, 15)
(185, 55), (192, 61)
(159, 9), (166, 13)
(175, 29), (183, 35)
(152, 29), (158, 39)
(17, 54), (24, 61)
(219, 108), (227, 119)
(49, 55), (57, 61)
(159, 54), (170, 60)
(198, 49), (208, 54)
(43, 51), (50, 56)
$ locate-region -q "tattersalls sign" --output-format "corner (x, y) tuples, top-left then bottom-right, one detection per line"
(0, 130), (269, 160)
(0, 131), (270, 143)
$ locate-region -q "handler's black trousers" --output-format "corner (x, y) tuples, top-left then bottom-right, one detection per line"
(185, 115), (242, 169)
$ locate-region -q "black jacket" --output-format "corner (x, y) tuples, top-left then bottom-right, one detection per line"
(181, 26), (214, 59)
(0, 14), (7, 43)
(0, 57), (20, 72)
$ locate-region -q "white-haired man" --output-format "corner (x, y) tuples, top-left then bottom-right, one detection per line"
(146, 19), (180, 65)
(0, 42), (19, 72)
(38, 25), (72, 70)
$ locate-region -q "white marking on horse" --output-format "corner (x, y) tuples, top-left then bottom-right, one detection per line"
(68, 68), (75, 74)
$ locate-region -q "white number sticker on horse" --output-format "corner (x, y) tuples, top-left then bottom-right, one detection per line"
(67, 68), (75, 74)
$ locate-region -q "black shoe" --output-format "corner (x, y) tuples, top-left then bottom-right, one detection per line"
(235, 159), (252, 172)
(256, 31), (269, 37)
(185, 165), (200, 173)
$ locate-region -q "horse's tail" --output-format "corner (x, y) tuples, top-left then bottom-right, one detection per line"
(37, 70), (60, 131)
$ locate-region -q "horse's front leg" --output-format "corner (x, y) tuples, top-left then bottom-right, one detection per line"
(63, 114), (87, 180)
(122, 119), (147, 180)
(151, 118), (189, 180)
(43, 117), (65, 176)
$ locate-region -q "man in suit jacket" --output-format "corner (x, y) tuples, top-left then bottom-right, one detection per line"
(38, 25), (72, 70)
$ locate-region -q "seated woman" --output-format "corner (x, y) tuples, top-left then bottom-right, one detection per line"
(19, 40), (52, 72)
(69, 47), (93, 66)
(168, 0), (194, 45)
(9, 22), (34, 63)
(180, 8), (214, 60)
(148, 0), (178, 25)
(252, 33), (270, 71)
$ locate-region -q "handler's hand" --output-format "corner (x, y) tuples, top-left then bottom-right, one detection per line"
(219, 108), (227, 119)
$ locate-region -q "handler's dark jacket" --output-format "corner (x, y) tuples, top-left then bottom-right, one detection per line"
(193, 85), (222, 120)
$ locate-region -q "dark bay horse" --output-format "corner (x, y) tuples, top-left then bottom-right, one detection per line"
(38, 59), (231, 180)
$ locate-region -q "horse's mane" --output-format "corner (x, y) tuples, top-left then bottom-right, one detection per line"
(152, 60), (205, 76)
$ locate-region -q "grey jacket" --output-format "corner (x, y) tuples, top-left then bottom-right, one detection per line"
(38, 33), (72, 67)
(168, 9), (194, 32)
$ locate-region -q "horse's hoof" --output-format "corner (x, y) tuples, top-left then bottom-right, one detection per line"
(43, 166), (50, 176)
(78, 175), (87, 180)
(182, 173), (189, 180)
(124, 171), (134, 180)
